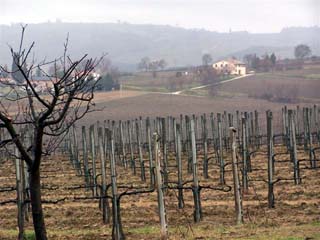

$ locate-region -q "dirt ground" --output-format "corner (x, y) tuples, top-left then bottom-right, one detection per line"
(0, 143), (319, 239)
(0, 71), (320, 239)
(81, 92), (293, 121)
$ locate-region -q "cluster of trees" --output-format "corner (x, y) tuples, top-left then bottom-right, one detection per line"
(243, 53), (277, 72)
(94, 58), (121, 91)
(294, 44), (312, 59)
(244, 44), (313, 72)
(137, 57), (167, 72)
(96, 72), (120, 91)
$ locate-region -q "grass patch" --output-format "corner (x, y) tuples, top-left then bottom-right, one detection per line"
(305, 74), (320, 80)
(0, 229), (35, 239)
(24, 232), (36, 240)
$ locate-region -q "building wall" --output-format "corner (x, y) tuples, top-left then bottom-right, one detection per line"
(212, 60), (246, 75)
(234, 65), (246, 75)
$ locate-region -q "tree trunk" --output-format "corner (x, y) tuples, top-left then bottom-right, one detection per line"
(29, 169), (47, 240)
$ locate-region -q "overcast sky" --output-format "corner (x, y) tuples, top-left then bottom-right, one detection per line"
(1, 0), (319, 33)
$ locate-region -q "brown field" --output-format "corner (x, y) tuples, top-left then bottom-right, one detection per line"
(1, 68), (320, 239)
(1, 144), (319, 239)
(219, 72), (320, 100)
(92, 90), (145, 104)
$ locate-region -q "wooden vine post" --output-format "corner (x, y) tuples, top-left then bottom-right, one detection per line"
(190, 118), (202, 222)
(176, 123), (184, 209)
(82, 126), (90, 189)
(98, 127), (110, 224)
(288, 110), (300, 184)
(89, 125), (98, 196)
(146, 117), (154, 186)
(202, 114), (209, 179)
(15, 147), (25, 240)
(108, 129), (125, 240)
(241, 114), (248, 191)
(230, 127), (243, 224)
(266, 111), (275, 208)
(217, 113), (225, 184)
(135, 120), (146, 181)
(153, 132), (168, 240)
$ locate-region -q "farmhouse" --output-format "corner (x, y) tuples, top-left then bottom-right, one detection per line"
(212, 59), (246, 75)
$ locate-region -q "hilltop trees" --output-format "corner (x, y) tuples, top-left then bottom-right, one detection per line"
(0, 26), (101, 239)
(294, 44), (311, 59)
(137, 57), (167, 78)
(137, 57), (151, 71)
(202, 53), (212, 66)
(137, 57), (167, 72)
(244, 53), (278, 72)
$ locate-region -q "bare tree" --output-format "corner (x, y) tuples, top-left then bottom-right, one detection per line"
(0, 26), (102, 240)
(199, 67), (219, 96)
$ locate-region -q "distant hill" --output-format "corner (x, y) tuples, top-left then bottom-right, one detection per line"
(0, 22), (319, 71)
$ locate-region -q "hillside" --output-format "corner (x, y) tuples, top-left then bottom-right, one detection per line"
(0, 23), (319, 70)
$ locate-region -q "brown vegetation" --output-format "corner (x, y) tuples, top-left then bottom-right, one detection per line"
(220, 71), (320, 102)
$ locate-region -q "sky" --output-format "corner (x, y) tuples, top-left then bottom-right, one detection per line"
(0, 0), (319, 33)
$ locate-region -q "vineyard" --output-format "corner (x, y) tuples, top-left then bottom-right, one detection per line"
(0, 105), (320, 239)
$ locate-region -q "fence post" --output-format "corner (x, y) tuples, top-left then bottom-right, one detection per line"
(98, 127), (110, 224)
(146, 117), (154, 186)
(202, 114), (209, 179)
(161, 118), (169, 186)
(217, 113), (225, 184)
(267, 111), (275, 208)
(306, 108), (316, 168)
(119, 120), (127, 168)
(288, 110), (300, 184)
(89, 125), (97, 196)
(127, 120), (135, 174)
(82, 126), (90, 189)
(190, 118), (202, 222)
(153, 133), (168, 240)
(230, 127), (243, 224)
(176, 123), (184, 209)
(136, 120), (146, 181)
(15, 147), (25, 240)
(107, 129), (125, 240)
(241, 114), (248, 191)
(72, 124), (81, 174)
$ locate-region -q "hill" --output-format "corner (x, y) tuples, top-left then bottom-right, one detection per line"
(0, 22), (319, 70)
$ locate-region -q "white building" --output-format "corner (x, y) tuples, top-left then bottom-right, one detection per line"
(212, 59), (246, 75)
